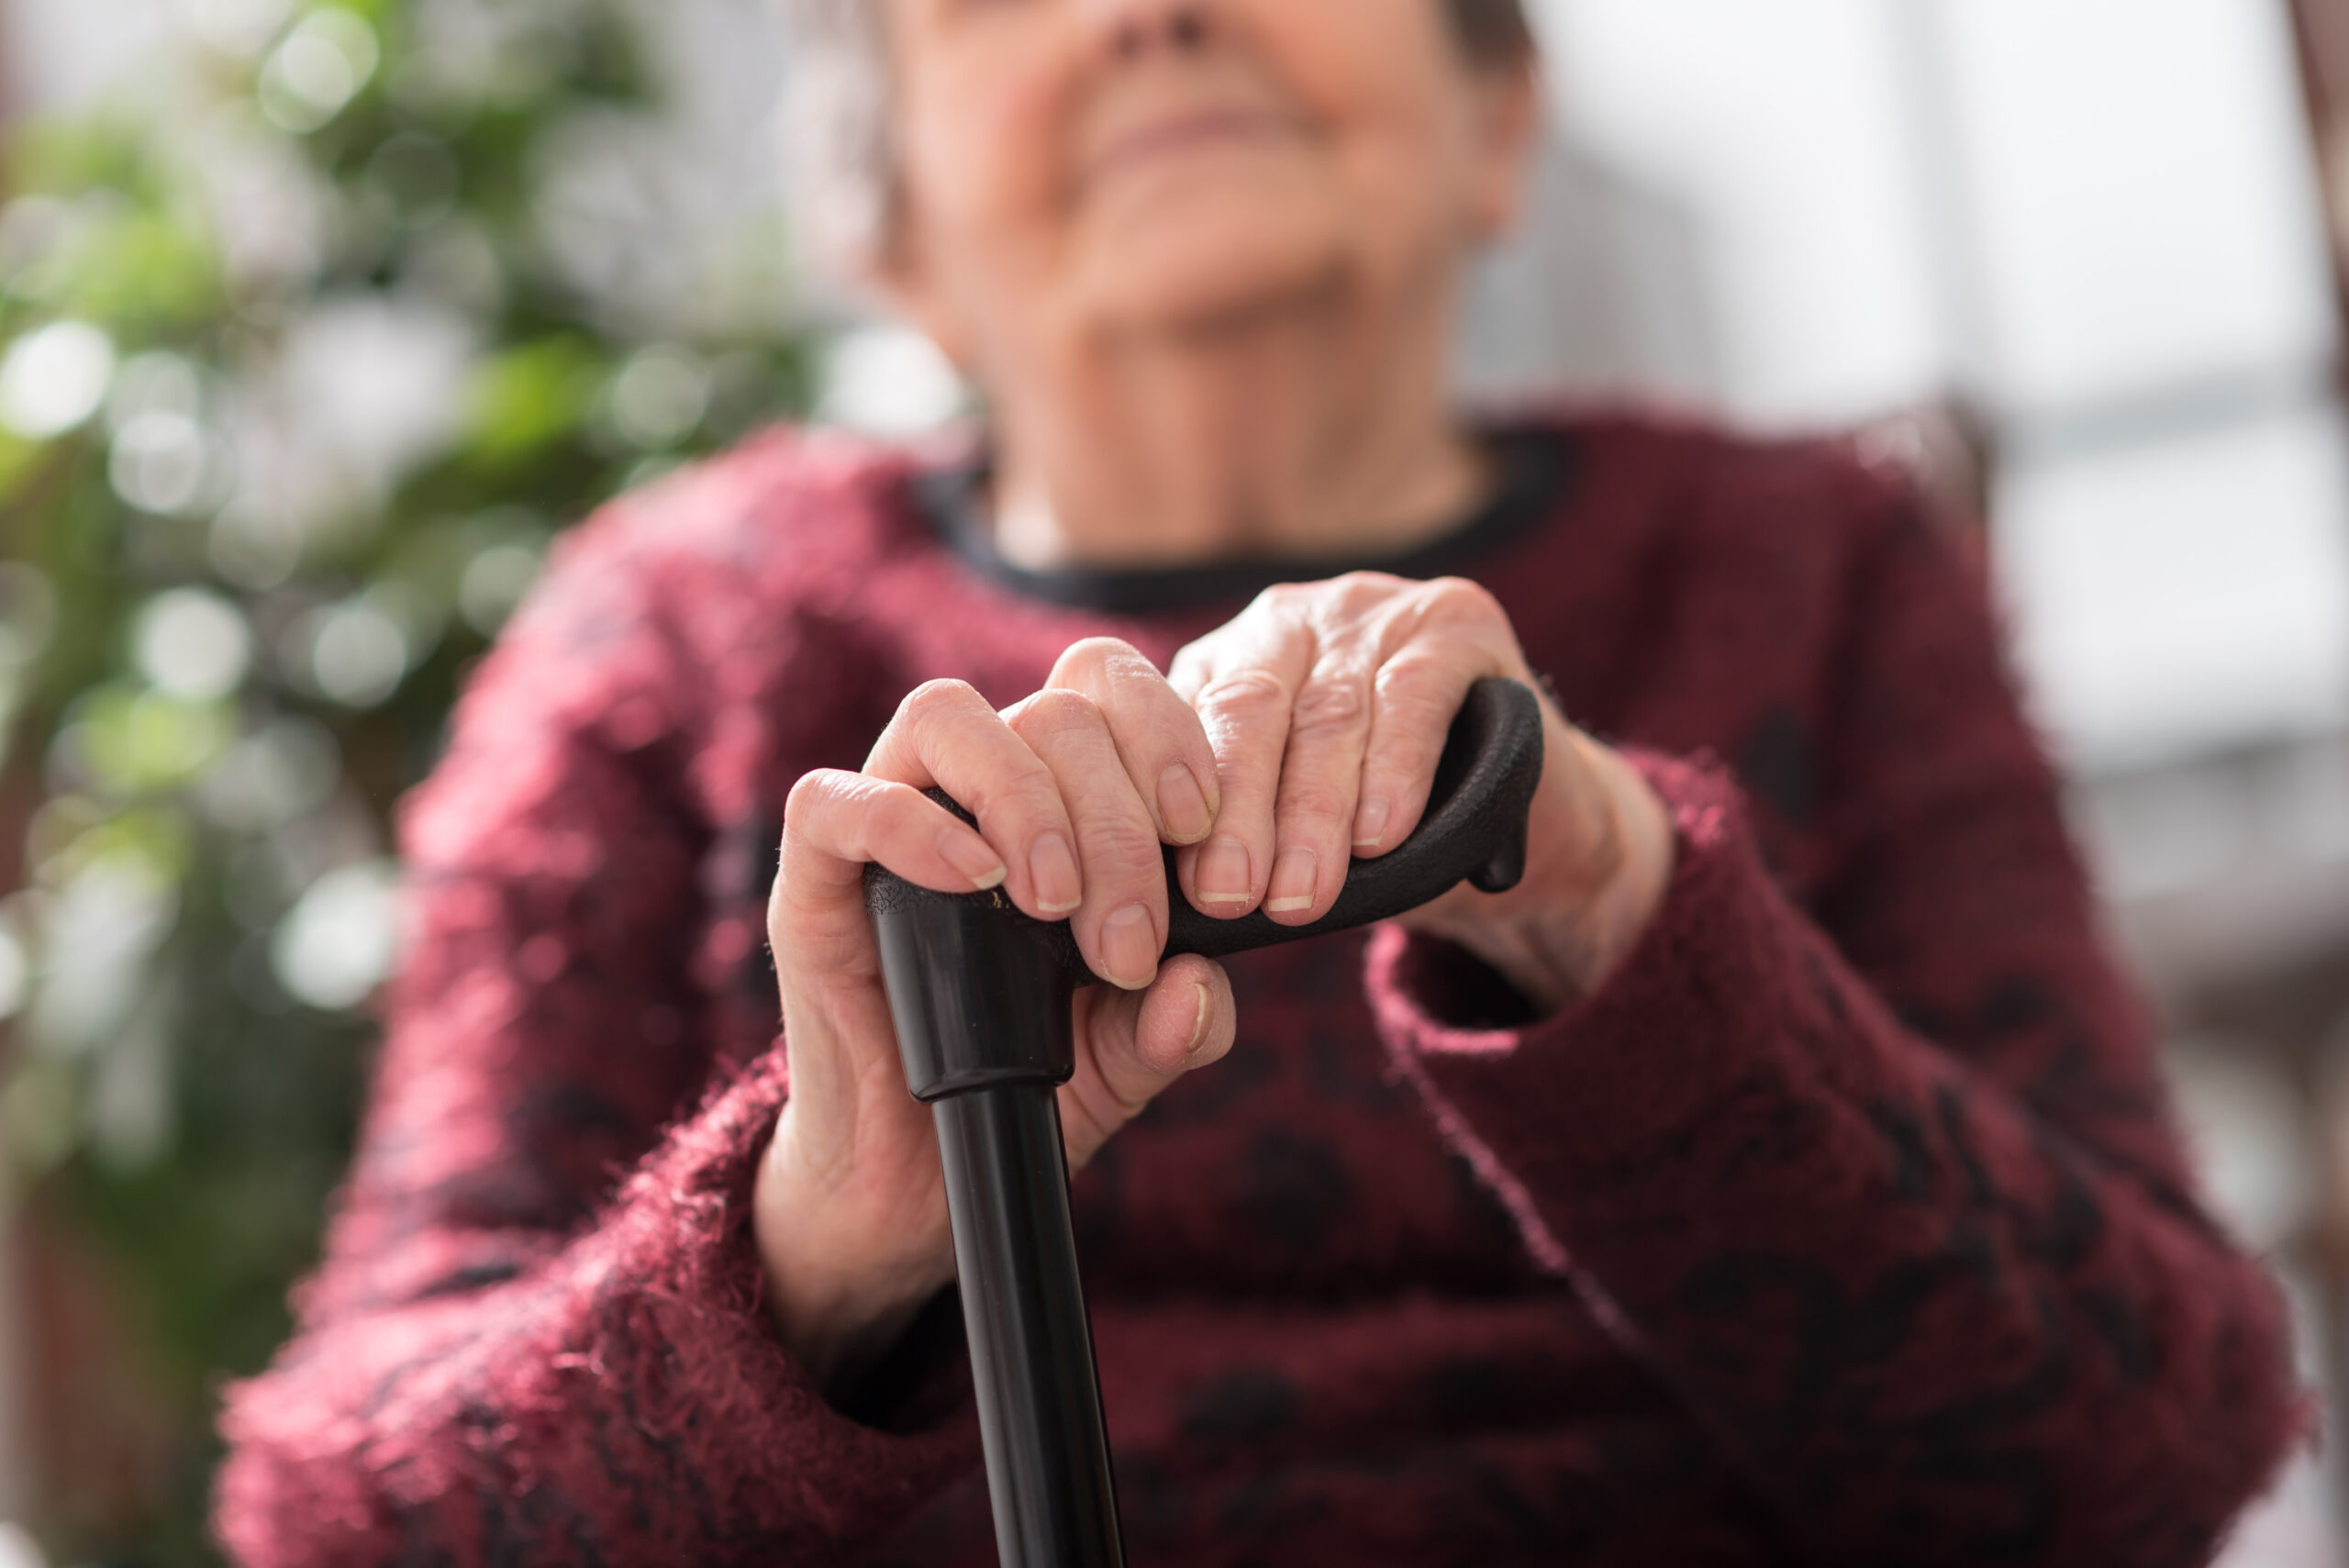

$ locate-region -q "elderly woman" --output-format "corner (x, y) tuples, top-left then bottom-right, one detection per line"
(217, 2), (2299, 1563)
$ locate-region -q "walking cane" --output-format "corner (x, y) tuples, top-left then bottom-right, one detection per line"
(865, 675), (1544, 1568)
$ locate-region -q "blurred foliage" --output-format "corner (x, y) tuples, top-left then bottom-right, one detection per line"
(0, 1), (816, 1561)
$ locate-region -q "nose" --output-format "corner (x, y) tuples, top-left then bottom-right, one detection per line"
(1094, 0), (1214, 61)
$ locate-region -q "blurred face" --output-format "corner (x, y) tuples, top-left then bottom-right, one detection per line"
(880, 0), (1537, 372)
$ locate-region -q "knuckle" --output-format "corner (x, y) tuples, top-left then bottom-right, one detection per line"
(1198, 666), (1291, 716)
(1375, 641), (1453, 683)
(1086, 817), (1165, 883)
(1050, 636), (1131, 686)
(1333, 569), (1405, 602)
(967, 764), (1060, 830)
(822, 777), (898, 862)
(1250, 582), (1318, 631)
(900, 677), (979, 724)
(1280, 777), (1355, 830)
(1166, 643), (1216, 701)
(1373, 667), (1461, 726)
(1425, 576), (1503, 623)
(1288, 679), (1366, 736)
(1013, 685), (1106, 740)
(783, 766), (849, 823)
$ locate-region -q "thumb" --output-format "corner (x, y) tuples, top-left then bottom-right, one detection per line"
(1060, 953), (1236, 1169)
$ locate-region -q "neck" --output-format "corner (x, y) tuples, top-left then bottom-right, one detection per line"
(984, 283), (1487, 573)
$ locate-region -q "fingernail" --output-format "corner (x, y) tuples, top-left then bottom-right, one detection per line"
(1353, 795), (1391, 849)
(1102, 904), (1159, 990)
(1266, 846), (1318, 914)
(1187, 982), (1212, 1055)
(1030, 834), (1083, 913)
(1194, 836), (1252, 906)
(1158, 764), (1213, 843)
(942, 830), (1008, 891)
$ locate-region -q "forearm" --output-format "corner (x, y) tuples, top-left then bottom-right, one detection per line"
(217, 1054), (980, 1568)
(1370, 757), (2304, 1563)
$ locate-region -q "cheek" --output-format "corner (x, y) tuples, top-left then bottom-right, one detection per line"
(1242, 0), (1458, 123)
(1245, 1), (1486, 225)
(896, 39), (1079, 278)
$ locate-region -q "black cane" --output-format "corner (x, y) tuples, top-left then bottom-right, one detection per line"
(864, 676), (1545, 1568)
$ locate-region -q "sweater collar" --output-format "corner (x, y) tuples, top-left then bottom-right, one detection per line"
(903, 425), (1579, 617)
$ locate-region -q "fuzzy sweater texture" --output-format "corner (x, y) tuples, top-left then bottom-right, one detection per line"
(216, 413), (2303, 1566)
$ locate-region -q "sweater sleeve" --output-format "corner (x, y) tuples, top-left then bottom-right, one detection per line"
(1366, 499), (2305, 1564)
(215, 521), (977, 1566)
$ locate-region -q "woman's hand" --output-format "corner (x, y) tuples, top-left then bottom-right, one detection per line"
(1156, 572), (1675, 1014)
(757, 657), (1237, 1396)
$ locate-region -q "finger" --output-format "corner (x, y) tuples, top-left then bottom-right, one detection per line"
(1005, 688), (1169, 992)
(1353, 580), (1521, 855)
(772, 769), (1004, 1088)
(769, 772), (973, 1176)
(1059, 953), (1235, 1168)
(1049, 637), (1221, 845)
(1175, 617), (1315, 917)
(1353, 651), (1476, 856)
(771, 767), (1008, 996)
(1165, 637), (1217, 706)
(865, 679), (1085, 922)
(777, 768), (1008, 908)
(1264, 648), (1376, 924)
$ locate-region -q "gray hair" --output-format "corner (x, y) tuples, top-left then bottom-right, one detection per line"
(778, 0), (1536, 275)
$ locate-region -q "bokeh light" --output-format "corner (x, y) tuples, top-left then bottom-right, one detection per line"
(133, 589), (253, 703)
(817, 325), (967, 437)
(257, 8), (381, 135)
(0, 321), (114, 440)
(268, 859), (398, 1011)
(296, 596), (411, 710)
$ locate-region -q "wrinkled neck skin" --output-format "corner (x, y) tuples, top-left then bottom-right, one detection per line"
(982, 270), (1489, 573)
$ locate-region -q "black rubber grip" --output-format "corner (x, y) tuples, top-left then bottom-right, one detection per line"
(864, 676), (1545, 992)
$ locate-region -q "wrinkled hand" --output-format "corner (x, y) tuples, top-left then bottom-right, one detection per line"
(758, 573), (1669, 1395)
(757, 666), (1238, 1395)
(1151, 572), (1673, 1011)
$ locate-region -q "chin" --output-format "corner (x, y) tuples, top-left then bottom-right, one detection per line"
(1074, 175), (1354, 333)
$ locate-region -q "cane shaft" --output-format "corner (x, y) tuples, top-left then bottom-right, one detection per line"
(934, 1087), (1122, 1568)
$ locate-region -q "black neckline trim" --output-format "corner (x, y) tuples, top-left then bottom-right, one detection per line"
(906, 426), (1578, 616)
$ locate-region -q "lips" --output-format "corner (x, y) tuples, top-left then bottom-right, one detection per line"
(1085, 105), (1300, 186)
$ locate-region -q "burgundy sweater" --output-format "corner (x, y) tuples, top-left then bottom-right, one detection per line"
(217, 413), (2301, 1566)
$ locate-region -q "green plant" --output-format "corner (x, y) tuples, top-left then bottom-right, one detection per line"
(0, 3), (816, 1560)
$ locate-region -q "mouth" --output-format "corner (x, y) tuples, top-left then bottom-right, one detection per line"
(1086, 106), (1299, 186)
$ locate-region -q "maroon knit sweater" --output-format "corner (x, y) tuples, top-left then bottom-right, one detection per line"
(216, 412), (2301, 1566)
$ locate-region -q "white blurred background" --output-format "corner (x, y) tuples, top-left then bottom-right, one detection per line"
(2, 0), (2345, 1562)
